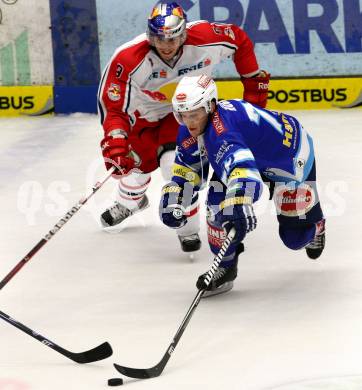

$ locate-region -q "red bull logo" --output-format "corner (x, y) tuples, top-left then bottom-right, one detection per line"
(107, 83), (121, 101)
(142, 89), (167, 102)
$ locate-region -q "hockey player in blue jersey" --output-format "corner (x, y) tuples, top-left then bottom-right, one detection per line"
(159, 74), (326, 297)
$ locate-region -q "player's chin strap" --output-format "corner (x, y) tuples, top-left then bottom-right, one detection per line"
(0, 166), (117, 290)
(113, 228), (236, 379)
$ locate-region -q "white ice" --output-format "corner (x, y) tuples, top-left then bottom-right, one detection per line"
(0, 109), (361, 390)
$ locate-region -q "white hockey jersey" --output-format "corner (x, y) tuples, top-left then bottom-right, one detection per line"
(98, 21), (260, 135)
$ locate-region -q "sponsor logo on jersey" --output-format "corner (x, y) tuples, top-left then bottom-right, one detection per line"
(281, 114), (294, 148)
(108, 83), (121, 101)
(142, 89), (167, 101)
(148, 69), (168, 80)
(224, 26), (235, 40)
(181, 135), (196, 149)
(295, 158), (305, 168)
(116, 63), (124, 78)
(178, 59), (212, 76)
(212, 23), (235, 40)
(228, 168), (249, 180)
(275, 183), (315, 217)
(212, 111), (226, 136)
(172, 163), (200, 185)
(215, 140), (233, 163)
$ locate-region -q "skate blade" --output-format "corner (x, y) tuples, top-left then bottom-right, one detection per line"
(202, 281), (234, 298)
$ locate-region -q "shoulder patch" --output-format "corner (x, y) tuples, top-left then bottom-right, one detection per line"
(108, 83), (121, 101)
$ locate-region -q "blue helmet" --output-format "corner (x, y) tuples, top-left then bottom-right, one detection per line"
(148, 2), (187, 39)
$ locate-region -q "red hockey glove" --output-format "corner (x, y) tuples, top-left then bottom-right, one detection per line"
(241, 70), (270, 108)
(101, 130), (135, 175)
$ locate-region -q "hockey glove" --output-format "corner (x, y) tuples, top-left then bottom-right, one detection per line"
(101, 129), (135, 175)
(159, 183), (187, 229)
(241, 70), (270, 108)
(219, 189), (257, 243)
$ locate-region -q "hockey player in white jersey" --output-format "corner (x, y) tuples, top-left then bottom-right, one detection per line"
(98, 1), (270, 253)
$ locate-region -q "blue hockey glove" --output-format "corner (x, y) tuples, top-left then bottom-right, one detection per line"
(159, 183), (187, 229)
(219, 190), (257, 242)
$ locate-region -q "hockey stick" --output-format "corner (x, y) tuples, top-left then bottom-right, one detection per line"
(0, 167), (116, 290)
(0, 310), (113, 363)
(113, 228), (236, 379)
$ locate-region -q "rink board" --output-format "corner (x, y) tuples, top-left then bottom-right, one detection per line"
(217, 77), (362, 110)
(0, 86), (54, 117)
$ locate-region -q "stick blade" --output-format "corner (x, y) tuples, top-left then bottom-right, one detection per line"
(70, 341), (113, 363)
(114, 363), (162, 379)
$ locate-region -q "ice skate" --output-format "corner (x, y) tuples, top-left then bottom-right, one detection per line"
(305, 219), (326, 259)
(178, 233), (201, 253)
(100, 195), (149, 230)
(196, 260), (238, 298)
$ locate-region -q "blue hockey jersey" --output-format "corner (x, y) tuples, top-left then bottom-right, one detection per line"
(171, 99), (315, 203)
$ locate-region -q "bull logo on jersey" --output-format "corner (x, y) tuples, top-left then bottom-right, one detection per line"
(108, 83), (121, 101)
(142, 89), (167, 101)
(212, 23), (235, 41)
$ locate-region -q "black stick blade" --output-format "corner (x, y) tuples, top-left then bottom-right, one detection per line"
(69, 342), (113, 363)
(114, 362), (164, 379)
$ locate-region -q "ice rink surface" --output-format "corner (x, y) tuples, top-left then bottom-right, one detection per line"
(0, 109), (361, 390)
